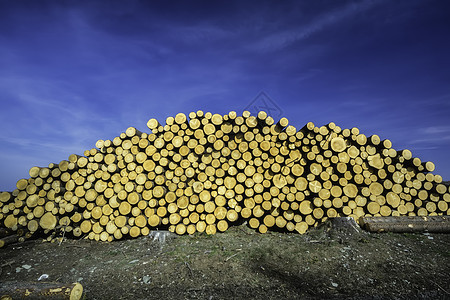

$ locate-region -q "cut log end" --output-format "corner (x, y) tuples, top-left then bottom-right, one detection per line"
(330, 137), (346, 152)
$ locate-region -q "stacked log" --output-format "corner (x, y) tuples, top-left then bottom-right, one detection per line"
(0, 111), (449, 243)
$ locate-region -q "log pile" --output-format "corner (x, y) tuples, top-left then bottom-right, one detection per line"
(0, 111), (449, 243)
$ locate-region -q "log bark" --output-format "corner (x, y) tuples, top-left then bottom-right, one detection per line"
(0, 282), (83, 300)
(0, 234), (19, 248)
(361, 216), (450, 233)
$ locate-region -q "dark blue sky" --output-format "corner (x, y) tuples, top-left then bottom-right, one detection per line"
(1, 0), (449, 190)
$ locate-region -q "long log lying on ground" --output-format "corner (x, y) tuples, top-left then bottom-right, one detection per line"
(0, 235), (19, 248)
(361, 216), (450, 232)
(0, 282), (83, 300)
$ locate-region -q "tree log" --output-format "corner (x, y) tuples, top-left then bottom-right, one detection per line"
(0, 282), (83, 300)
(361, 216), (450, 233)
(0, 234), (19, 248)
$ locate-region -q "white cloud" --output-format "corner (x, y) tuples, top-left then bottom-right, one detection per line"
(0, 75), (121, 161)
(248, 0), (381, 52)
(409, 126), (450, 145)
(420, 126), (450, 135)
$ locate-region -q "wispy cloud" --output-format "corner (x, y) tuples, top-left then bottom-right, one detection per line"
(420, 126), (450, 135)
(422, 93), (450, 107)
(0, 75), (123, 155)
(293, 68), (323, 82)
(409, 126), (450, 145)
(340, 83), (370, 92)
(248, 0), (381, 52)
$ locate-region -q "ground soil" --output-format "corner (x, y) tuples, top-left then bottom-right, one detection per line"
(1, 220), (449, 300)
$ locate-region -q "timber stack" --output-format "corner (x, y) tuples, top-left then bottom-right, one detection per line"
(1, 111), (449, 245)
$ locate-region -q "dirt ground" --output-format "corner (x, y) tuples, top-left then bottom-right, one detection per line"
(1, 220), (449, 300)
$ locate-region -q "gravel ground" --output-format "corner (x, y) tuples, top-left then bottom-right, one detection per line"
(1, 221), (449, 300)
